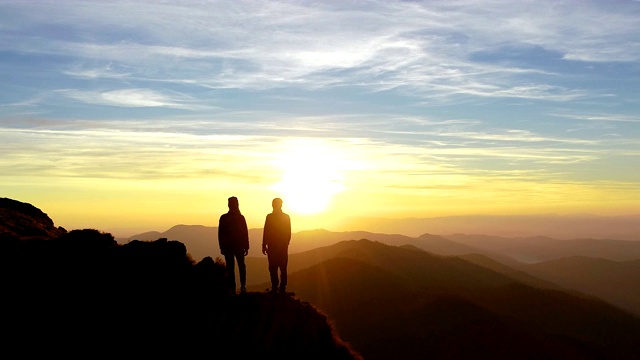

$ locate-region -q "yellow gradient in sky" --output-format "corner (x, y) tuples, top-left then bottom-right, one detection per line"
(2, 0), (640, 242)
(2, 128), (639, 238)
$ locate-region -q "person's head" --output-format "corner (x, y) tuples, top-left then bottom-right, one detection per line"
(228, 196), (239, 211)
(272, 197), (283, 210)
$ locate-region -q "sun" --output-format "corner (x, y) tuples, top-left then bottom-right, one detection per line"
(271, 140), (345, 215)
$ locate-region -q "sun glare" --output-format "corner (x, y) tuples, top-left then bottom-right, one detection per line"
(272, 140), (346, 215)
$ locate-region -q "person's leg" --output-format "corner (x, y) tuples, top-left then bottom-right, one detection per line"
(237, 253), (247, 292)
(279, 250), (289, 293)
(267, 253), (279, 293)
(224, 254), (236, 293)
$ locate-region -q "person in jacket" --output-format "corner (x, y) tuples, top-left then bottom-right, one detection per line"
(218, 196), (249, 295)
(262, 197), (291, 295)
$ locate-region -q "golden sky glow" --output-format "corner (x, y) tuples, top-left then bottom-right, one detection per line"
(2, 127), (639, 237)
(2, 1), (640, 238)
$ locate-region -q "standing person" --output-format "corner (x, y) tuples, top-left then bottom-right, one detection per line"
(262, 197), (291, 295)
(218, 196), (249, 295)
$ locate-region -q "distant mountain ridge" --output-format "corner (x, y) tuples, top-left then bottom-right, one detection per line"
(125, 223), (640, 322)
(523, 256), (640, 316)
(446, 233), (640, 262)
(268, 240), (640, 360)
(127, 225), (640, 323)
(126, 224), (640, 264)
(128, 224), (217, 262)
(342, 214), (640, 240)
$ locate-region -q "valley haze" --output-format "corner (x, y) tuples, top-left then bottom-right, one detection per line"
(117, 212), (640, 246)
(123, 216), (640, 318)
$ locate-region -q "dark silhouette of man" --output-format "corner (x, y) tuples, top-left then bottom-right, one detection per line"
(218, 196), (249, 295)
(262, 197), (291, 295)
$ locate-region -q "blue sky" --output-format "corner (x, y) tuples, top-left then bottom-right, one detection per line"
(1, 0), (640, 234)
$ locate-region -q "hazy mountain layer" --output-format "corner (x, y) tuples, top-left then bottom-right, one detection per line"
(126, 225), (640, 265)
(341, 214), (640, 240)
(447, 233), (640, 262)
(523, 256), (640, 316)
(256, 240), (640, 360)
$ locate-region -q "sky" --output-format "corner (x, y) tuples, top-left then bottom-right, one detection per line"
(1, 0), (640, 237)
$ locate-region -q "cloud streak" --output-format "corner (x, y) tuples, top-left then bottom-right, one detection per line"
(3, 1), (638, 99)
(55, 88), (207, 109)
(0, 114), (614, 185)
(1, 1), (639, 229)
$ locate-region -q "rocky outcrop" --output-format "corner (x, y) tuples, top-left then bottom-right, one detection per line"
(0, 197), (66, 240)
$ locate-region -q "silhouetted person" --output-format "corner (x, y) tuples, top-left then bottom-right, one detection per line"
(262, 197), (291, 295)
(218, 196), (249, 295)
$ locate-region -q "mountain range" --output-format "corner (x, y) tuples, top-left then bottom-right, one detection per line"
(256, 239), (640, 360)
(523, 256), (640, 317)
(125, 224), (640, 317)
(341, 214), (640, 240)
(5, 197), (640, 359)
(126, 223), (640, 358)
(124, 224), (640, 264)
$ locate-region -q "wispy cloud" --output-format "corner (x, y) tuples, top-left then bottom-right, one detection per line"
(0, 115), (604, 184)
(63, 63), (132, 80)
(55, 88), (207, 109)
(3, 1), (638, 99)
(553, 113), (640, 123)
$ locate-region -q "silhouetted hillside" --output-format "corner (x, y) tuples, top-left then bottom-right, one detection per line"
(523, 256), (640, 316)
(458, 253), (560, 289)
(245, 237), (532, 287)
(2, 231), (360, 359)
(1, 199), (361, 359)
(253, 240), (640, 360)
(292, 229), (416, 252)
(447, 233), (640, 262)
(125, 224), (264, 261)
(126, 224), (223, 261)
(343, 214), (640, 240)
(7, 199), (640, 359)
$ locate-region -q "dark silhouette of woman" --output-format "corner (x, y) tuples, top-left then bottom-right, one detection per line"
(218, 196), (249, 295)
(262, 197), (291, 294)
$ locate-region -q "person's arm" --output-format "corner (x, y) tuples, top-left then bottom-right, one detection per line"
(218, 215), (226, 255)
(242, 215), (249, 255)
(286, 214), (292, 245)
(262, 215), (270, 255)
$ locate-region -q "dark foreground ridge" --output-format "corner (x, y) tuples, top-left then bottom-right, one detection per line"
(1, 198), (361, 359)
